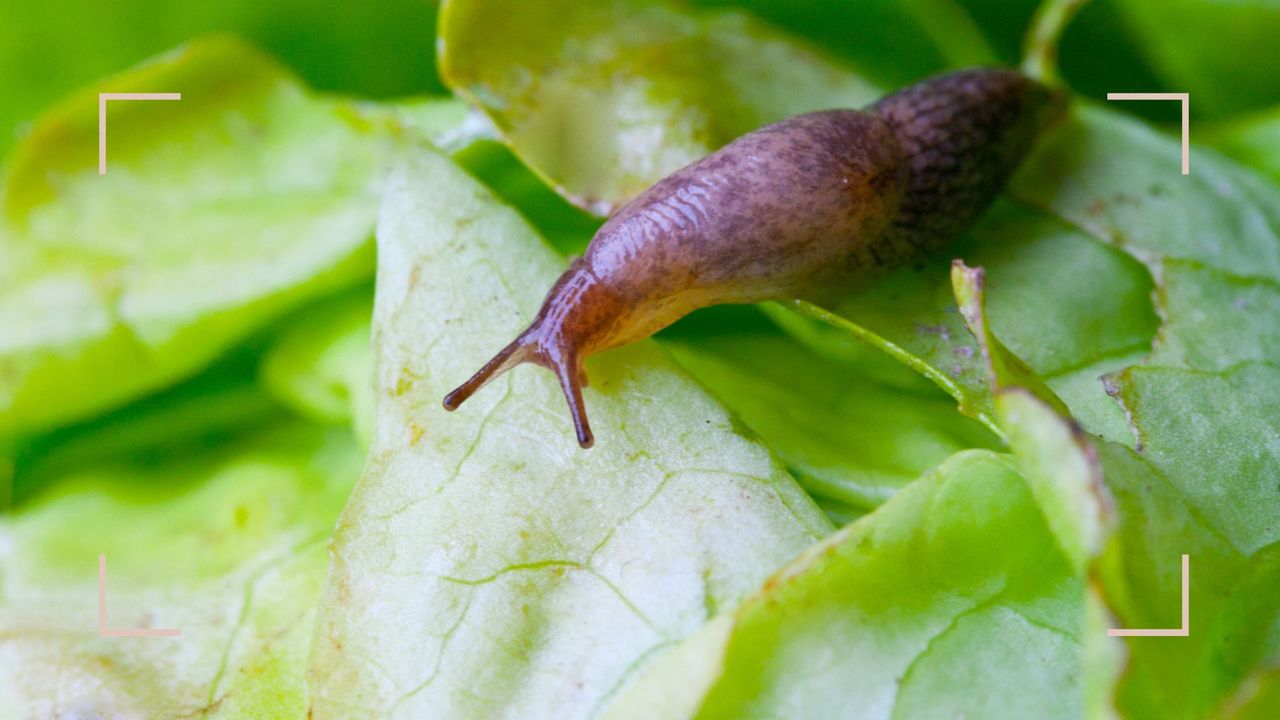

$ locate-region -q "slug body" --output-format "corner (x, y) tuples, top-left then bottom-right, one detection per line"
(445, 68), (1064, 447)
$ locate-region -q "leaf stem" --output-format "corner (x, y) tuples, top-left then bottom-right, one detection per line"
(1022, 0), (1092, 85)
(786, 300), (1003, 438)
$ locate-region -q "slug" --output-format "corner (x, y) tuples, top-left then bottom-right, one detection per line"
(444, 68), (1066, 448)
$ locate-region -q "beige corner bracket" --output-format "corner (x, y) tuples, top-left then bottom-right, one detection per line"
(1105, 92), (1190, 175)
(1107, 554), (1189, 637)
(98, 555), (181, 638)
(98, 92), (182, 175)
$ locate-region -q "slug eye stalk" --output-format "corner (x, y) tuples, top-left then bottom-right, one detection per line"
(443, 334), (594, 449)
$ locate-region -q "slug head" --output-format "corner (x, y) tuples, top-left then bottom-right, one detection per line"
(443, 258), (623, 449)
(442, 331), (593, 447)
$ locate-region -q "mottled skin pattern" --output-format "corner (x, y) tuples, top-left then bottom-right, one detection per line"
(874, 69), (1062, 257)
(445, 68), (1065, 447)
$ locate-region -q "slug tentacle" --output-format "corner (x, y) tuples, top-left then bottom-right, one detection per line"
(445, 256), (616, 446)
(552, 351), (593, 449)
(443, 67), (1064, 448)
(441, 334), (532, 411)
(443, 326), (594, 447)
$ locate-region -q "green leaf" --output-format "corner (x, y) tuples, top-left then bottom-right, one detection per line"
(603, 450), (1084, 719)
(951, 261), (1070, 416)
(259, 286), (375, 445)
(1108, 0), (1280, 118)
(954, 253), (1279, 720)
(663, 322), (998, 520)
(801, 102), (1280, 442)
(988, 389), (1123, 717)
(0, 420), (363, 717)
(0, 37), (414, 436)
(439, 0), (881, 213)
(953, 261), (1110, 574)
(795, 196), (1157, 443)
(1207, 108), (1280, 184)
(1012, 106), (1280, 283)
(0, 0), (445, 162)
(8, 345), (283, 507)
(1087, 436), (1262, 720)
(440, 9), (1280, 710)
(688, 0), (996, 85)
(1011, 413), (1111, 556)
(1144, 259), (1280, 371)
(307, 146), (832, 717)
(602, 290), (1129, 719)
(1107, 364), (1279, 556)
(1011, 115), (1280, 720)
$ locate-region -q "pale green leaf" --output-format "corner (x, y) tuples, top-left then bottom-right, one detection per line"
(0, 37), (402, 436)
(604, 451), (1083, 720)
(664, 324), (997, 520)
(306, 146), (831, 718)
(0, 421), (363, 718)
(259, 287), (375, 446)
(438, 10), (1280, 712)
(439, 0), (880, 213)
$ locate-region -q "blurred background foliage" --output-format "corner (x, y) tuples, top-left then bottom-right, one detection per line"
(4, 0), (1280, 167)
(0, 0), (443, 161)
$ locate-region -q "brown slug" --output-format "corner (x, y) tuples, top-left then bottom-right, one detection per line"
(444, 68), (1066, 448)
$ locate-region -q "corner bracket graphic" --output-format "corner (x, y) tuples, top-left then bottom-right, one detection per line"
(1106, 92), (1190, 175)
(98, 92), (182, 175)
(1107, 554), (1189, 637)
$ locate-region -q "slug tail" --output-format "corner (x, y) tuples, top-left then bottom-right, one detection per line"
(442, 336), (531, 411)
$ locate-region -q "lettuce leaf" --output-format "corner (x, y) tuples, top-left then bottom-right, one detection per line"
(597, 265), (1122, 720)
(1208, 108), (1280, 183)
(0, 0), (446, 162)
(438, 2), (1280, 715)
(1109, 0), (1280, 118)
(663, 324), (998, 522)
(6, 3), (1278, 718)
(0, 36), (401, 436)
(0, 421), (363, 717)
(603, 449), (1085, 719)
(825, 108), (1280, 717)
(688, 0), (996, 86)
(306, 145), (832, 717)
(439, 0), (880, 214)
